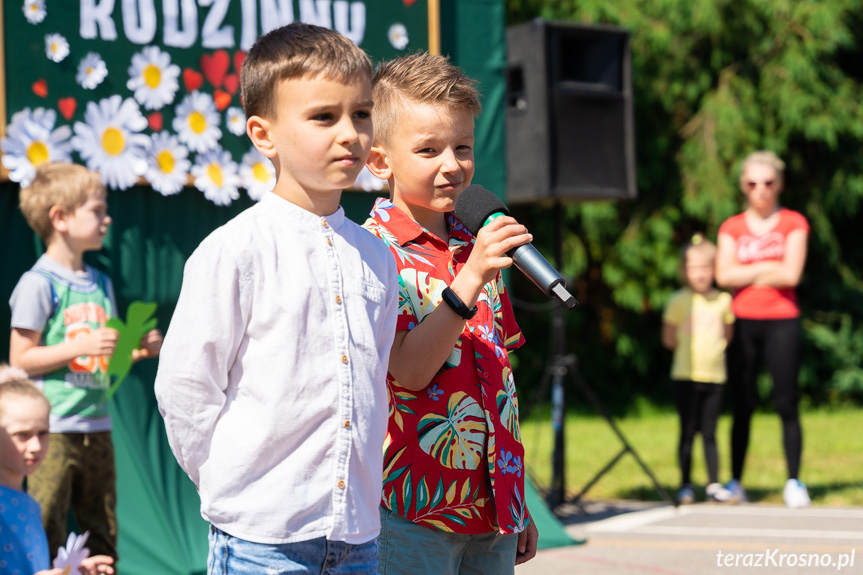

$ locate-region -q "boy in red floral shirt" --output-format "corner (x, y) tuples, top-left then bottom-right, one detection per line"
(363, 52), (539, 574)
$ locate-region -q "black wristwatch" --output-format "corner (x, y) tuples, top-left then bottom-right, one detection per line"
(440, 287), (478, 320)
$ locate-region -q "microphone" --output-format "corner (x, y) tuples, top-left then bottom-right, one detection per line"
(453, 185), (579, 310)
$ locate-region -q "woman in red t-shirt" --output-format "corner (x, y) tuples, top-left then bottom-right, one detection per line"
(715, 151), (811, 508)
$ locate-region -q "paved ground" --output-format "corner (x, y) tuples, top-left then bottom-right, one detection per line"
(516, 501), (863, 574)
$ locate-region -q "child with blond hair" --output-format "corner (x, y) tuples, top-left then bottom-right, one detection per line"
(663, 234), (736, 505)
(9, 162), (162, 564)
(0, 364), (114, 575)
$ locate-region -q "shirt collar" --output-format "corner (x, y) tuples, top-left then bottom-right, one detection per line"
(260, 191), (346, 231)
(369, 197), (473, 246)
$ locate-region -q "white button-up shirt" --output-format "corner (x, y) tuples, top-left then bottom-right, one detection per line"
(154, 192), (398, 545)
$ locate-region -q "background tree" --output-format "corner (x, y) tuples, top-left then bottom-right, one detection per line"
(505, 0), (863, 411)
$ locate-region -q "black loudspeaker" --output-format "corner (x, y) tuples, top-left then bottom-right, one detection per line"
(506, 19), (637, 204)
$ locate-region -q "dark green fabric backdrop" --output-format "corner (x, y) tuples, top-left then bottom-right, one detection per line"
(1, 2), (572, 572)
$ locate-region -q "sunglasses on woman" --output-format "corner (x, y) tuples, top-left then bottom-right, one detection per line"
(744, 179), (775, 190)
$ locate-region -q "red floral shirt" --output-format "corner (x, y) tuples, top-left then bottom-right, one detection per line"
(363, 198), (527, 534)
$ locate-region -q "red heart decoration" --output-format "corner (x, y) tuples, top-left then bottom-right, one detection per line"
(58, 97), (77, 120)
(183, 68), (203, 92)
(148, 112), (163, 132)
(32, 79), (48, 98)
(233, 51), (246, 73)
(201, 50), (230, 89)
(213, 90), (232, 111)
(403, 0), (417, 5)
(223, 74), (239, 95)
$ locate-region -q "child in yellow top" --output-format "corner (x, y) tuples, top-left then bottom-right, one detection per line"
(662, 234), (735, 504)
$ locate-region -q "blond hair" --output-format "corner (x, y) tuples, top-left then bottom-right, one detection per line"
(241, 22), (372, 121)
(682, 233), (717, 264)
(0, 365), (49, 418)
(372, 52), (481, 147)
(19, 162), (105, 243)
(740, 151), (785, 184)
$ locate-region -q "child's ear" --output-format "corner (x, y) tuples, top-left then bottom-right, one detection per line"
(246, 116), (277, 159)
(366, 146), (392, 180)
(48, 205), (69, 233)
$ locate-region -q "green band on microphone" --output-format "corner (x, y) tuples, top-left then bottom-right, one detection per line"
(483, 212), (505, 227)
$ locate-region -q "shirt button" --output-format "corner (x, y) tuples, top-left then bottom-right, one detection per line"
(322, 219), (329, 229)
(335, 295), (342, 304)
(343, 420), (351, 428)
(337, 479), (346, 489)
(327, 238), (333, 246)
(341, 355), (348, 364)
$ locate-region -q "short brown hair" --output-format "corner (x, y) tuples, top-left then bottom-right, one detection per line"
(0, 365), (49, 418)
(241, 22), (373, 121)
(372, 52), (481, 147)
(19, 162), (104, 243)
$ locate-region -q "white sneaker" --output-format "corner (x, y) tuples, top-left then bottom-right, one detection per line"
(677, 484), (695, 505)
(725, 479), (748, 503)
(706, 482), (738, 503)
(783, 479), (811, 508)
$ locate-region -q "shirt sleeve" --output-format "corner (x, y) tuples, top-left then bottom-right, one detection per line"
(498, 275), (525, 350)
(663, 292), (683, 324)
(9, 272), (54, 333)
(153, 236), (249, 487)
(721, 292), (735, 324)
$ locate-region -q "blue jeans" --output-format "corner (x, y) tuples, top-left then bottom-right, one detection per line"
(208, 526), (379, 575)
(377, 506), (517, 575)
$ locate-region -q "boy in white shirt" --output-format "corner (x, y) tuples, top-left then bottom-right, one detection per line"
(154, 23), (398, 574)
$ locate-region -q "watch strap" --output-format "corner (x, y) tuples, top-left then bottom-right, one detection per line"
(441, 287), (478, 320)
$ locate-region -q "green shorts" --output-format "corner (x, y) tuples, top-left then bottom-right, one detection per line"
(378, 505), (518, 575)
(27, 432), (118, 561)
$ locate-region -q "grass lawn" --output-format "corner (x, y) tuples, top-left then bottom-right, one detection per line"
(521, 406), (863, 506)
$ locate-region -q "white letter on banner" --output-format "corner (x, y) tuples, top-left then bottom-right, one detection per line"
(163, 0), (197, 47)
(201, 0), (235, 48)
(299, 0), (332, 28)
(81, 0), (118, 41)
(334, 1), (365, 44)
(260, 0), (294, 36)
(240, 0), (257, 51)
(122, 0), (157, 44)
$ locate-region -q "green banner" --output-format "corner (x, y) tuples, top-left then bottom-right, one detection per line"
(2, 0), (430, 200)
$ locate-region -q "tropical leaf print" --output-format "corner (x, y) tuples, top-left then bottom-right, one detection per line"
(417, 392), (486, 469)
(496, 367), (520, 441)
(401, 269), (445, 323)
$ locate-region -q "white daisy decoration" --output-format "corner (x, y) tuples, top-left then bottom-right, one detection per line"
(388, 23), (409, 50)
(76, 52), (108, 90)
(71, 95), (150, 190)
(145, 132), (190, 196)
(127, 46), (181, 111)
(353, 165), (387, 192)
(240, 147), (275, 201)
(1, 107), (73, 187)
(226, 107), (246, 137)
(45, 33), (70, 63)
(173, 91), (222, 153)
(23, 0), (46, 24)
(192, 147), (240, 206)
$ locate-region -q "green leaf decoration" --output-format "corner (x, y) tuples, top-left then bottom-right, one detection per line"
(106, 301), (158, 399)
(415, 477), (429, 513)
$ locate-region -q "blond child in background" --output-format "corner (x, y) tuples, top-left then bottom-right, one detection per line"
(0, 364), (114, 575)
(362, 52), (538, 575)
(8, 162), (162, 563)
(662, 234), (736, 505)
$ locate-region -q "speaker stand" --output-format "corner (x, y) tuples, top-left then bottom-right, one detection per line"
(540, 202), (674, 510)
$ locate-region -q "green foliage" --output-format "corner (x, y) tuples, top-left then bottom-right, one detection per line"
(506, 0), (863, 407)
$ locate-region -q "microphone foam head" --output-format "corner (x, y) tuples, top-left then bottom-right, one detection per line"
(453, 185), (510, 235)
